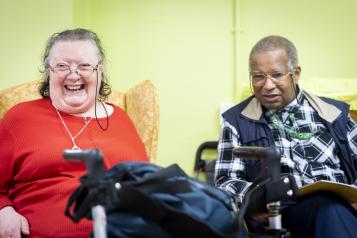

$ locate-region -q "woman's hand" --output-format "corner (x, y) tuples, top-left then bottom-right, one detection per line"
(0, 206), (30, 238)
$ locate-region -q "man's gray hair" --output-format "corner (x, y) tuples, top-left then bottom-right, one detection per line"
(249, 35), (299, 72)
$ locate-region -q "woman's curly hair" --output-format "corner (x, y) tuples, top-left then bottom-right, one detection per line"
(39, 28), (111, 101)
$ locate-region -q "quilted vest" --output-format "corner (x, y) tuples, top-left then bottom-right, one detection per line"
(222, 95), (357, 184)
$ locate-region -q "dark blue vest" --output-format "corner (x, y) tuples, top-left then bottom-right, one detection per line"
(222, 96), (357, 184)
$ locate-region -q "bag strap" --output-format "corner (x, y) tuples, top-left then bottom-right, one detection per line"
(65, 186), (98, 222)
(65, 176), (109, 222)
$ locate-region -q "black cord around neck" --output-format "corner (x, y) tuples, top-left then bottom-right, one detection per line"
(94, 69), (109, 131)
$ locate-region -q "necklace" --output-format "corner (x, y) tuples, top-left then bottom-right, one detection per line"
(55, 108), (93, 150)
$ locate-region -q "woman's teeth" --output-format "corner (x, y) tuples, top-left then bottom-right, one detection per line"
(65, 84), (84, 91)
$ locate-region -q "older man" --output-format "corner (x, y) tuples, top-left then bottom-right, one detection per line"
(215, 35), (357, 237)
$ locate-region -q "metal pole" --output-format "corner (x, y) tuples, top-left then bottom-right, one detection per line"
(92, 205), (107, 238)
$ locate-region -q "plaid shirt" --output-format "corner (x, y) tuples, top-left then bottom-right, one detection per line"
(215, 90), (357, 203)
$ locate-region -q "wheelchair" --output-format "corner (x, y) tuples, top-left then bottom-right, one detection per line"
(194, 142), (298, 237)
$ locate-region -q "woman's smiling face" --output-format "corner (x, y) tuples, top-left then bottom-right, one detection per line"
(48, 40), (101, 115)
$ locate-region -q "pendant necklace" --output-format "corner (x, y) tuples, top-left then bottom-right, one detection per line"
(55, 108), (93, 150)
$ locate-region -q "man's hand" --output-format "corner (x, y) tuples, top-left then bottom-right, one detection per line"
(250, 213), (269, 224)
(0, 206), (30, 238)
(352, 203), (357, 211)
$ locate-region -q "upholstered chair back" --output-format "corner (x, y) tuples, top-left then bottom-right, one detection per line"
(0, 80), (159, 162)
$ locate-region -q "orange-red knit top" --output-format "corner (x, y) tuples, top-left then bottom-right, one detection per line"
(0, 99), (148, 237)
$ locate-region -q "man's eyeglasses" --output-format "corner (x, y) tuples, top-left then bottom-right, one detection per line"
(250, 71), (292, 86)
(49, 63), (99, 77)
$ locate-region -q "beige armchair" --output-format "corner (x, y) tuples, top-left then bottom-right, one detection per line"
(351, 110), (357, 122)
(0, 80), (159, 162)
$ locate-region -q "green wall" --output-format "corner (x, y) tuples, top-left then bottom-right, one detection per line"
(72, 0), (234, 173)
(0, 0), (73, 89)
(1, 0), (357, 174)
(236, 0), (357, 106)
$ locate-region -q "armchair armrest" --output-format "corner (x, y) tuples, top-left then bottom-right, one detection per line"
(0, 81), (41, 118)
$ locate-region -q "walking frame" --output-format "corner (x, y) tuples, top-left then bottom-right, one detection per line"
(63, 149), (108, 238)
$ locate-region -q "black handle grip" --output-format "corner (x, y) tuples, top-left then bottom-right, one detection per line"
(233, 146), (280, 160)
(233, 146), (281, 181)
(63, 149), (105, 180)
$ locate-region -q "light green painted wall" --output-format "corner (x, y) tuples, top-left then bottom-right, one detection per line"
(0, 0), (73, 89)
(236, 0), (357, 105)
(73, 0), (234, 173)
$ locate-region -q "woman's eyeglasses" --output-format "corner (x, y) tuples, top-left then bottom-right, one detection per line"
(49, 63), (99, 77)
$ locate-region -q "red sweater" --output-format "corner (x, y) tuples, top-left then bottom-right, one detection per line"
(0, 99), (148, 237)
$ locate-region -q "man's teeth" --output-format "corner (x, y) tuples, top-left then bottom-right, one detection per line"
(65, 84), (84, 91)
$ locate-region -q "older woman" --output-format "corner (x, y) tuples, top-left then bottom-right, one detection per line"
(0, 29), (148, 237)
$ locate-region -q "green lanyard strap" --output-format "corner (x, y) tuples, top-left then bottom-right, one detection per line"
(269, 113), (320, 140)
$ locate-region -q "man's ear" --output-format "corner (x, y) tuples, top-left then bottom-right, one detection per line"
(293, 66), (301, 84)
